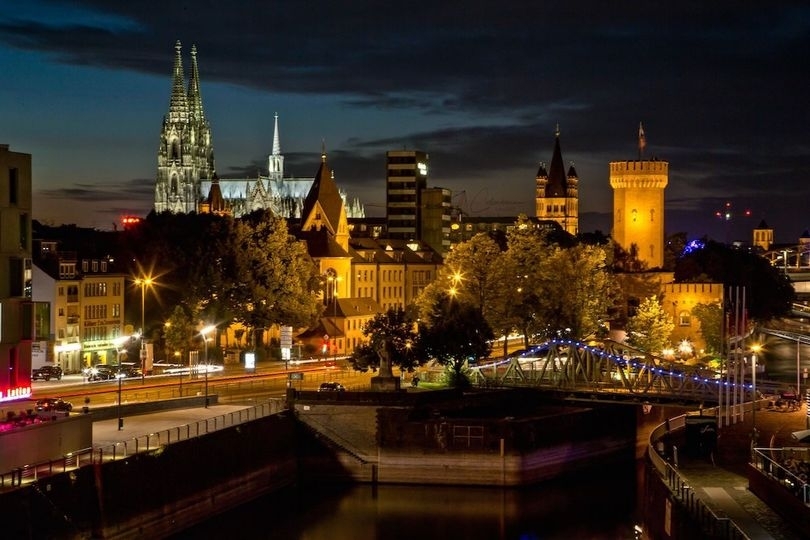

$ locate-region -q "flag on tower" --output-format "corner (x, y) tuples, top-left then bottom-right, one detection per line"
(638, 122), (647, 157)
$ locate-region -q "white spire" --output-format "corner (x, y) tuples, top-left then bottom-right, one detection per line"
(272, 112), (281, 155)
(267, 112), (284, 180)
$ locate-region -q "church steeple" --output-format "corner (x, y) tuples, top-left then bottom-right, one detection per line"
(187, 44), (204, 124)
(535, 126), (579, 235)
(268, 112), (284, 181)
(168, 41), (188, 123)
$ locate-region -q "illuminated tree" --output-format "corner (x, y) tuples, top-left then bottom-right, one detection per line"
(692, 302), (723, 354)
(348, 307), (420, 376)
(625, 296), (674, 355)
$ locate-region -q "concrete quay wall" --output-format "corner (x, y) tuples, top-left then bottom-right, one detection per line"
(295, 389), (638, 487)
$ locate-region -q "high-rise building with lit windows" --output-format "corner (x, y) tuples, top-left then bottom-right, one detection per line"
(386, 150), (429, 240)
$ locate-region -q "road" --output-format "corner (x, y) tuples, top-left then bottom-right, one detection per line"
(4, 358), (371, 418)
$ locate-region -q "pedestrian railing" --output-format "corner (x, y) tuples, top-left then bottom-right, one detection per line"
(0, 399), (285, 492)
(750, 447), (810, 505)
(648, 406), (750, 540)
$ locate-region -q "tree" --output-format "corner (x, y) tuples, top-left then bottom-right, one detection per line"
(415, 233), (504, 321)
(495, 220), (556, 351)
(348, 307), (420, 376)
(692, 302), (723, 354)
(539, 243), (618, 339)
(163, 305), (197, 364)
(228, 210), (322, 353)
(418, 294), (493, 388)
(625, 296), (674, 355)
(675, 239), (794, 321)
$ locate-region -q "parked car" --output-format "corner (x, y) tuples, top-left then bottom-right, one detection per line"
(35, 397), (73, 412)
(31, 365), (63, 381)
(86, 364), (117, 381)
(318, 382), (346, 392)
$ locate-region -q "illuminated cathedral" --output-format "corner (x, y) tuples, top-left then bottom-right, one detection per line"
(154, 41), (364, 219)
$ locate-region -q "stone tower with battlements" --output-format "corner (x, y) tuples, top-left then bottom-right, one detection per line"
(610, 123), (669, 269)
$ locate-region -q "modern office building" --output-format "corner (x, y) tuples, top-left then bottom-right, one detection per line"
(419, 187), (452, 256)
(386, 150), (429, 240)
(0, 144), (33, 402)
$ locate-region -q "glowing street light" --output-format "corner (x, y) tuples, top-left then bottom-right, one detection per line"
(134, 275), (154, 383)
(751, 344), (762, 445)
(200, 325), (216, 408)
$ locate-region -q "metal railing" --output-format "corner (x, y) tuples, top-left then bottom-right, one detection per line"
(0, 399), (285, 492)
(647, 405), (750, 540)
(751, 447), (810, 505)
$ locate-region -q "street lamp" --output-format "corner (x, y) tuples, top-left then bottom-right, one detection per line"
(114, 336), (128, 430)
(751, 344), (761, 445)
(200, 325), (216, 408)
(134, 275), (154, 383)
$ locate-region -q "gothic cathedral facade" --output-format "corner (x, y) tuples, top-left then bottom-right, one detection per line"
(154, 41), (215, 214)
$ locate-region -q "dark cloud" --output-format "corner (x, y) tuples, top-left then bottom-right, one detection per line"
(4, 1), (809, 241)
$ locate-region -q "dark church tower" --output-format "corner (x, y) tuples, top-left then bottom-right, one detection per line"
(154, 41), (216, 214)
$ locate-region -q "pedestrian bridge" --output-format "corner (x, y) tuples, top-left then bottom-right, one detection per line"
(470, 338), (786, 405)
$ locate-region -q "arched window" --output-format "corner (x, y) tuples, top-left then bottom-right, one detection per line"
(170, 174), (179, 194)
(170, 139), (180, 160)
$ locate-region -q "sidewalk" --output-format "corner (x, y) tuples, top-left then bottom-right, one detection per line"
(676, 403), (808, 540)
(92, 404), (251, 447)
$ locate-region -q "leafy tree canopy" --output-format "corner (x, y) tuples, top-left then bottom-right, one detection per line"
(674, 239), (794, 321)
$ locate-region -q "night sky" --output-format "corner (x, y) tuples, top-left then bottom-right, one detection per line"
(1, 1), (808, 244)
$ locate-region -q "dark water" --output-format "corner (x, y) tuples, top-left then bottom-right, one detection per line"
(173, 462), (643, 540)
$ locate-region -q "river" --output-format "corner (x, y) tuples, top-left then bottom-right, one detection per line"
(171, 406), (684, 540)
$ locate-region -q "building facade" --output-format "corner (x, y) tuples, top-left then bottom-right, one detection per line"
(535, 128), (578, 235)
(0, 144), (33, 402)
(386, 150), (429, 240)
(32, 244), (125, 374)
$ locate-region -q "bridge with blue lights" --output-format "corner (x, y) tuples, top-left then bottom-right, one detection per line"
(470, 338), (789, 405)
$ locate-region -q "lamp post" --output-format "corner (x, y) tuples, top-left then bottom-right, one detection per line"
(114, 337), (127, 430)
(134, 276), (153, 383)
(200, 325), (216, 408)
(751, 344), (761, 446)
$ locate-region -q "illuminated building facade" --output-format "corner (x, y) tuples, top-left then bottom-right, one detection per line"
(32, 243), (125, 374)
(0, 144), (33, 402)
(535, 127), (579, 235)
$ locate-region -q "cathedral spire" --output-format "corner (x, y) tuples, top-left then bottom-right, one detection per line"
(169, 40), (188, 118)
(187, 44), (204, 122)
(272, 112), (281, 155)
(268, 112), (284, 179)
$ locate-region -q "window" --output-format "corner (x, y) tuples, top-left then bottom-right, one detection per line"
(9, 167), (19, 204)
(679, 311), (691, 327)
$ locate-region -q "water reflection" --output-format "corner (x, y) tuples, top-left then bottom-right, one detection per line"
(174, 464), (639, 540)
